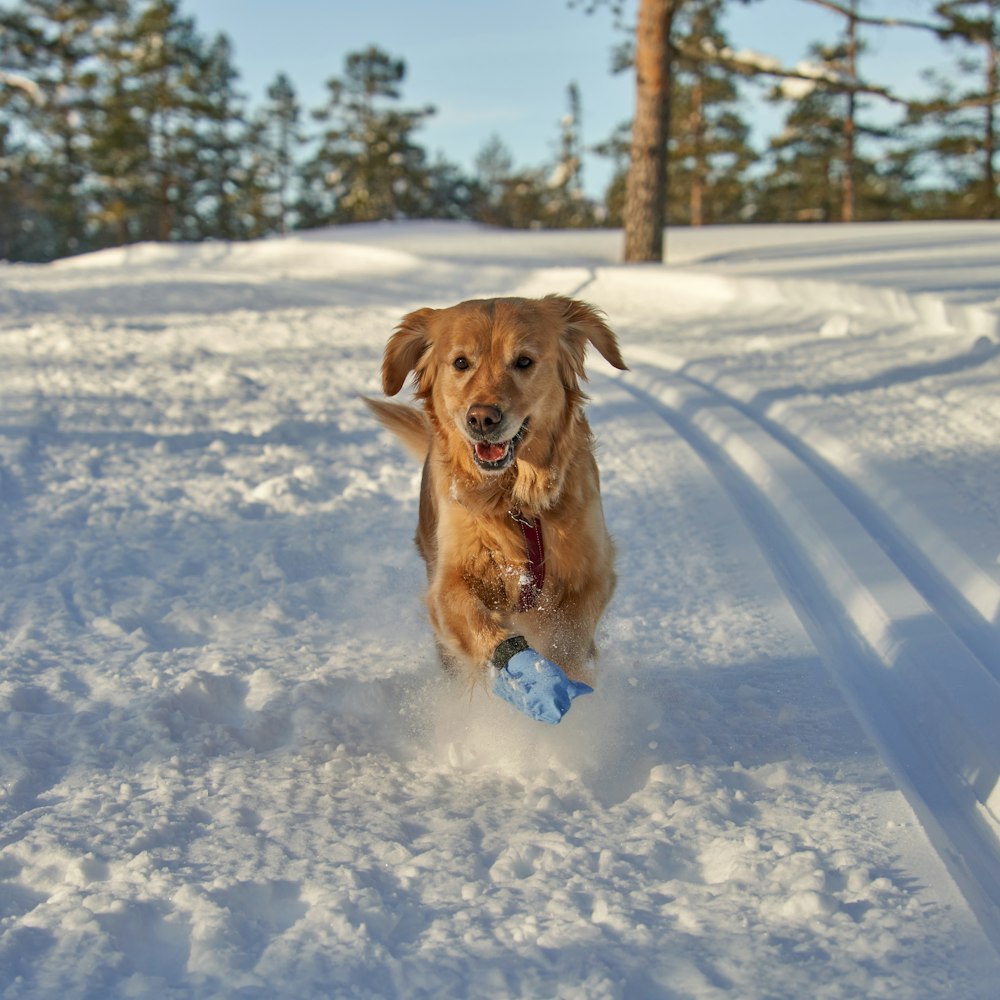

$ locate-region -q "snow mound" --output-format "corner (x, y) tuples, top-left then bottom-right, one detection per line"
(51, 234), (424, 281)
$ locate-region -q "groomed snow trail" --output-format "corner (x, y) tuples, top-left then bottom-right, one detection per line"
(619, 355), (1000, 948)
(1, 223), (1000, 999)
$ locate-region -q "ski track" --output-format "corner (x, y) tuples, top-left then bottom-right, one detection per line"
(656, 350), (1000, 683)
(615, 357), (1000, 951)
(1, 222), (1000, 998)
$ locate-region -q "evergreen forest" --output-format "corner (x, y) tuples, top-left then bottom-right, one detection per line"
(1, 0), (997, 262)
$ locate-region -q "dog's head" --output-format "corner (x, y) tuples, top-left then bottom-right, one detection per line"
(381, 295), (626, 475)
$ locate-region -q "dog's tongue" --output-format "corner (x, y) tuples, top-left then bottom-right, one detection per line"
(476, 441), (508, 463)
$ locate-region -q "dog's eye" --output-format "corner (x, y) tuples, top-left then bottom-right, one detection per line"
(453, 356), (470, 371)
(514, 356), (533, 370)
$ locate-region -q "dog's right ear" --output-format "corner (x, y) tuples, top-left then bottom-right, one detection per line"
(383, 307), (436, 396)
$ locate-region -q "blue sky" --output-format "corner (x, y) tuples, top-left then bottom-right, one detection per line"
(182, 0), (947, 197)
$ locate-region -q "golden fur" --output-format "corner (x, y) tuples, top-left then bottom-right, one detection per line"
(365, 295), (626, 687)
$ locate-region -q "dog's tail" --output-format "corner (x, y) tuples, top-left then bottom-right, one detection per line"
(363, 397), (432, 461)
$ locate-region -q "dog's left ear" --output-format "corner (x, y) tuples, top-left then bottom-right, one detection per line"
(383, 307), (436, 396)
(549, 295), (627, 378)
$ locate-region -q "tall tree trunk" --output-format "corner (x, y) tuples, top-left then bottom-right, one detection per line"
(624, 0), (676, 262)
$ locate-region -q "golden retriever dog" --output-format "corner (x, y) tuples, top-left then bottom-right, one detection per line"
(365, 295), (626, 722)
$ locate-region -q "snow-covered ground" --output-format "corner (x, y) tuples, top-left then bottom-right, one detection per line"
(2, 220), (999, 999)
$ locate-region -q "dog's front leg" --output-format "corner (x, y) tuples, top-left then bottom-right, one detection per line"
(426, 565), (508, 683)
(427, 565), (593, 724)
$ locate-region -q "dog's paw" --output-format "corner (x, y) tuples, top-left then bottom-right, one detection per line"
(492, 648), (593, 724)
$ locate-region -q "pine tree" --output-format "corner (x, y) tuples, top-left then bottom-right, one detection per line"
(594, 0), (755, 228)
(668, 0), (756, 225)
(190, 33), (250, 240)
(125, 0), (209, 241)
(3, 0), (254, 255)
(468, 135), (549, 228)
(0, 7), (40, 258)
(470, 134), (515, 225)
(0, 119), (39, 260)
(785, 0), (869, 221)
(0, 0), (118, 258)
(86, 0), (152, 248)
(544, 82), (598, 227)
(589, 0), (759, 255)
(249, 72), (304, 235)
(909, 0), (999, 217)
(469, 114), (598, 231)
(757, 85), (846, 220)
(753, 0), (940, 223)
(422, 154), (475, 221)
(298, 47), (439, 225)
(756, 55), (914, 223)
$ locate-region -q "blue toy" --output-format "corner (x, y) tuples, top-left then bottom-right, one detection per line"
(492, 636), (593, 724)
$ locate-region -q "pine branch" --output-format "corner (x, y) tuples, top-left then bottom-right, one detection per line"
(796, 0), (955, 37)
(676, 39), (911, 106)
(910, 90), (1000, 116)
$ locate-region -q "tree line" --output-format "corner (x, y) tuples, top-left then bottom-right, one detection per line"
(0, 0), (996, 263)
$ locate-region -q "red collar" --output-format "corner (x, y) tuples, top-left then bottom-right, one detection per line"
(510, 510), (545, 611)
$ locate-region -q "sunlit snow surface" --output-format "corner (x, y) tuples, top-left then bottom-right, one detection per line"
(2, 221), (999, 998)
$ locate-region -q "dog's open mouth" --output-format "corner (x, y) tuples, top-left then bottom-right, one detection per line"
(472, 420), (529, 472)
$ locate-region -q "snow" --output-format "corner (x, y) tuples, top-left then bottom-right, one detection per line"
(0, 72), (42, 104)
(2, 219), (1000, 998)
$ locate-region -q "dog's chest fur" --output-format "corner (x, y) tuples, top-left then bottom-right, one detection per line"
(440, 500), (542, 611)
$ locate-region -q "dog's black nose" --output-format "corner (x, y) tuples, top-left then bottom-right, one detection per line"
(467, 404), (503, 435)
